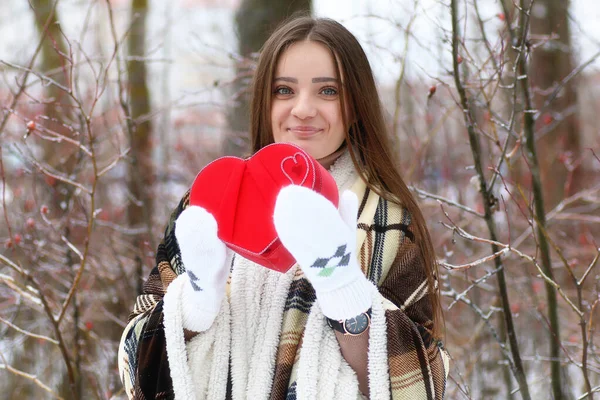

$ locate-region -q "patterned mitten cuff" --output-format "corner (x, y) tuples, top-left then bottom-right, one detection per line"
(175, 206), (231, 332)
(273, 186), (373, 320)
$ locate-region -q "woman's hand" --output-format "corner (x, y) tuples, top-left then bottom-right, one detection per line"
(175, 206), (232, 332)
(273, 185), (373, 320)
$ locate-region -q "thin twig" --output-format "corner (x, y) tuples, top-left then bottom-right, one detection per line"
(0, 273), (42, 306)
(579, 250), (600, 286)
(0, 316), (59, 345)
(0, 60), (71, 94)
(445, 222), (583, 317)
(411, 185), (485, 218)
(441, 248), (509, 271)
(0, 0), (62, 138)
(0, 361), (63, 399)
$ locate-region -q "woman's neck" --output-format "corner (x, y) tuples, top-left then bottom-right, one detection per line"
(316, 145), (347, 170)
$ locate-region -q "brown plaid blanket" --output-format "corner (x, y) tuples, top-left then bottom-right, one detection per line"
(118, 182), (448, 399)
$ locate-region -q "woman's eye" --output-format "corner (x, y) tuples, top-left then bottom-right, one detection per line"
(321, 87), (338, 96)
(275, 86), (292, 95)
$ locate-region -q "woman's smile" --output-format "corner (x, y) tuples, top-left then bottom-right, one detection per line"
(287, 125), (323, 138)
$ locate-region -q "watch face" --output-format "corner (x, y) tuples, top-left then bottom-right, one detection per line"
(344, 313), (369, 335)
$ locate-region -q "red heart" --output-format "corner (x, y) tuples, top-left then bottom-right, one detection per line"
(282, 153), (309, 185)
(190, 143), (339, 273)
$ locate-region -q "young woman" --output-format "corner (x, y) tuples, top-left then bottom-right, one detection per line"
(119, 16), (449, 400)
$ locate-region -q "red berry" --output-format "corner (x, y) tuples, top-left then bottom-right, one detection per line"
(497, 13), (506, 21)
(26, 120), (36, 131)
(13, 234), (22, 245)
(542, 114), (553, 125)
(45, 176), (57, 186)
(510, 303), (521, 314)
(457, 55), (464, 64)
(428, 86), (437, 97)
(41, 205), (49, 215)
(568, 334), (579, 343)
(4, 239), (12, 249)
(26, 218), (35, 229)
(85, 321), (93, 330)
(24, 199), (35, 212)
(98, 210), (111, 221)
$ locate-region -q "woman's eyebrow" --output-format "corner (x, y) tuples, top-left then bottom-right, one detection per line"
(273, 77), (339, 83)
(274, 77), (298, 83)
(312, 77), (338, 83)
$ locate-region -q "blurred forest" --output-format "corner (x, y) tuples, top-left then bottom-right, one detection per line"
(0, 0), (599, 399)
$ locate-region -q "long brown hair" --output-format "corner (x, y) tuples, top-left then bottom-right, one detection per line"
(249, 16), (442, 337)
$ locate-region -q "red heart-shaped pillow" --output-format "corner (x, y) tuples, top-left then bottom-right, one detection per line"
(190, 143), (339, 273)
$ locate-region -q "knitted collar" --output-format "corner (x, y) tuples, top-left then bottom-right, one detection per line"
(327, 148), (357, 193)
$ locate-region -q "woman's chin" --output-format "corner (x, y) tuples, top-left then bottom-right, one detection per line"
(274, 139), (329, 160)
(295, 144), (322, 159)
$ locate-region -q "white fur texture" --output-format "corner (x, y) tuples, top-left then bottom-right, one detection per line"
(175, 206), (232, 332)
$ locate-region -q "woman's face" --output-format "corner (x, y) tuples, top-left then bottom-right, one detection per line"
(271, 40), (346, 160)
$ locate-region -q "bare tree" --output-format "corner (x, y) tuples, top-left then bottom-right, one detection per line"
(528, 0), (581, 209)
(27, 2), (83, 398)
(450, 1), (531, 398)
(439, 0), (598, 398)
(126, 0), (154, 294)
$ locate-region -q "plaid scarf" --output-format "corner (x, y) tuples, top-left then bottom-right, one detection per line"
(118, 152), (449, 399)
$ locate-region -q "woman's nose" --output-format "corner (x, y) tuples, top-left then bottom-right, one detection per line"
(291, 94), (317, 119)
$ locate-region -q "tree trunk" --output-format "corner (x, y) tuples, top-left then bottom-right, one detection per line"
(224, 0), (312, 157)
(519, 2), (570, 397)
(528, 0), (581, 209)
(126, 0), (154, 289)
(528, 2), (577, 396)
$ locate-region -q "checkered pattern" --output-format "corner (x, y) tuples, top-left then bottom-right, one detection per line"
(310, 244), (352, 277)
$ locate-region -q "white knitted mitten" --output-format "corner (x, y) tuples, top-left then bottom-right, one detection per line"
(273, 185), (373, 320)
(175, 206), (232, 332)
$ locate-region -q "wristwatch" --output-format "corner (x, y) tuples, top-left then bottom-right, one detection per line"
(326, 308), (372, 336)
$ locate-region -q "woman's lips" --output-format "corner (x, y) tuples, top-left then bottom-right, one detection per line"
(288, 126), (322, 138)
